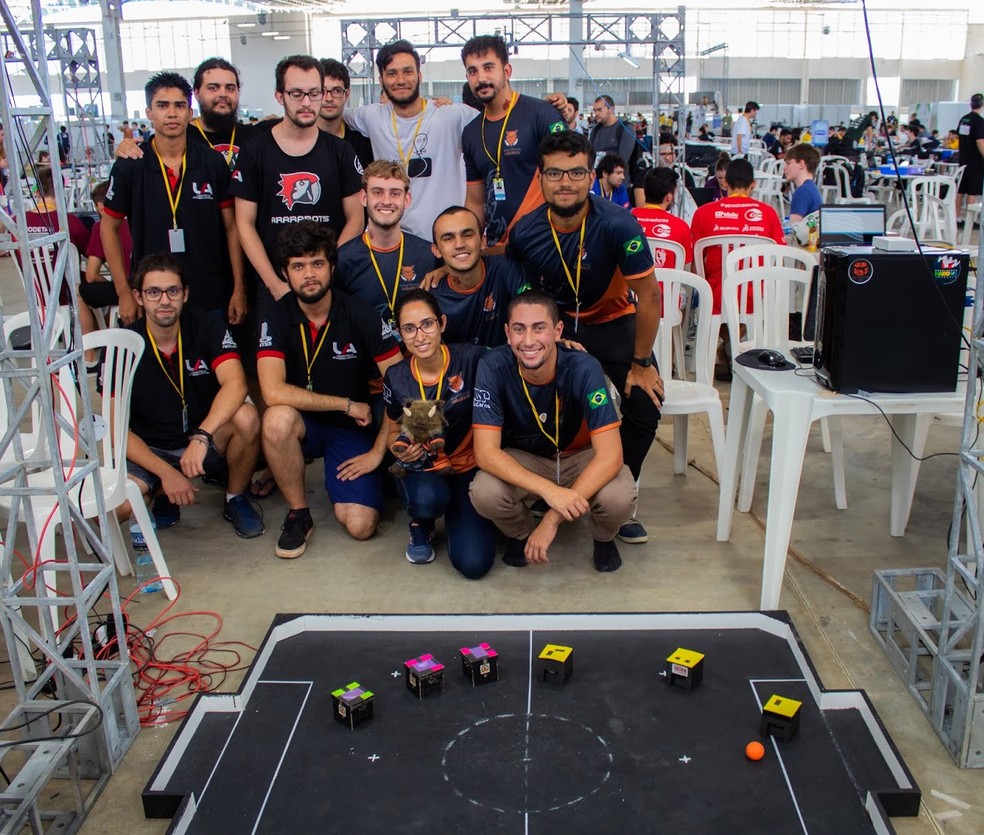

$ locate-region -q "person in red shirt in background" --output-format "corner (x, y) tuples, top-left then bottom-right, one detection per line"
(630, 167), (693, 270)
(21, 164), (89, 255)
(690, 157), (785, 378)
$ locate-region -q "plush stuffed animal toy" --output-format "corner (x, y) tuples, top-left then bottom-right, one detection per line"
(390, 398), (452, 475)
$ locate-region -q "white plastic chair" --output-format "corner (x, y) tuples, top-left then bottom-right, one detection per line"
(649, 238), (688, 380)
(754, 172), (787, 219)
(654, 270), (726, 479)
(961, 202), (981, 247)
(910, 177), (957, 244)
(817, 159), (871, 205)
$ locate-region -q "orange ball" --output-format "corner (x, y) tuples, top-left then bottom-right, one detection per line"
(745, 740), (766, 761)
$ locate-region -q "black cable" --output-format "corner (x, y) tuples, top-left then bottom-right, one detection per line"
(0, 698), (104, 750)
(843, 391), (960, 462)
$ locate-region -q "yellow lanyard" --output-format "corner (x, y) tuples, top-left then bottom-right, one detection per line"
(147, 327), (186, 428)
(194, 118), (236, 168)
(152, 139), (187, 229)
(411, 345), (449, 401)
(392, 99), (427, 169)
(481, 91), (519, 175)
(365, 232), (404, 320)
(517, 366), (560, 465)
(547, 209), (587, 331)
(299, 320), (331, 391)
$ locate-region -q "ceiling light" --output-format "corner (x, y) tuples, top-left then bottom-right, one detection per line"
(261, 31), (281, 37)
(273, 36), (290, 41)
(618, 51), (639, 69)
(237, 22), (256, 28)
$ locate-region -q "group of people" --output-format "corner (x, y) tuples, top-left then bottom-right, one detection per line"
(77, 36), (673, 580)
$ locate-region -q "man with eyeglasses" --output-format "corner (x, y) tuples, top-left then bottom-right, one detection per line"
(257, 222), (402, 558)
(231, 54), (364, 309)
(589, 95), (640, 177)
(317, 58), (374, 173)
(507, 131), (663, 546)
(101, 71), (244, 327)
(631, 132), (694, 208)
(120, 253), (264, 541)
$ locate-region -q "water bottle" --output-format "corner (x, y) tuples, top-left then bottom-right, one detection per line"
(130, 521), (163, 593)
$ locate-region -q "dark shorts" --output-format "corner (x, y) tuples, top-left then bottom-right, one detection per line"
(126, 442), (226, 493)
(300, 416), (384, 511)
(959, 163), (984, 196)
(78, 279), (119, 309)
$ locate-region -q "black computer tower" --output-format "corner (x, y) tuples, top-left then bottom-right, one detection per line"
(814, 247), (968, 393)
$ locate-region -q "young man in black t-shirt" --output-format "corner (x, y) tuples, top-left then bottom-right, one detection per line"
(258, 222), (402, 558)
(121, 253), (263, 539)
(318, 58), (374, 173)
(470, 291), (636, 571)
(958, 93), (984, 222)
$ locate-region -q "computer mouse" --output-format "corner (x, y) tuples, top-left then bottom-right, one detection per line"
(758, 349), (787, 367)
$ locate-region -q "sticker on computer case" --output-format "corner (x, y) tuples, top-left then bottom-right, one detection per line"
(848, 258), (873, 285)
(933, 255), (961, 285)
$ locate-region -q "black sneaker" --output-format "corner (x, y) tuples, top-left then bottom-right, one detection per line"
(616, 518), (649, 544)
(592, 539), (623, 572)
(276, 510), (314, 559)
(529, 498), (549, 518)
(502, 536), (529, 567)
(152, 495), (180, 529)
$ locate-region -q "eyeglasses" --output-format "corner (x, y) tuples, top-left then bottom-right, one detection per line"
(323, 87), (347, 99)
(399, 318), (440, 338)
(142, 286), (183, 301)
(542, 168), (591, 182)
(284, 89), (325, 102)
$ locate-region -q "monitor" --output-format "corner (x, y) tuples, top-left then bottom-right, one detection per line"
(818, 204), (886, 246)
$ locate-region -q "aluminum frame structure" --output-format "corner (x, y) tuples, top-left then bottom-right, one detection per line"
(0, 0), (138, 830)
(870, 233), (984, 768)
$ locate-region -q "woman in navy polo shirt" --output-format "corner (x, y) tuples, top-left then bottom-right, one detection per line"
(383, 289), (495, 579)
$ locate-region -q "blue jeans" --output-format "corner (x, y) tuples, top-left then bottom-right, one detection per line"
(397, 469), (496, 580)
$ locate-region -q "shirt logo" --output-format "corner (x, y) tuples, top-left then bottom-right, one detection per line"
(106, 176), (115, 200)
(504, 130), (519, 147)
(185, 358), (211, 376)
(400, 266), (416, 282)
(549, 121), (566, 134)
(382, 382), (392, 403)
(354, 157), (364, 176)
(653, 223), (671, 237)
(588, 388), (609, 409)
(332, 341), (359, 359)
(221, 330), (237, 350)
(192, 181), (214, 200)
(213, 144), (239, 169)
(232, 169), (243, 182)
(623, 235), (644, 256)
(277, 172), (322, 210)
(447, 374), (464, 394)
(745, 207), (763, 222)
(473, 388), (491, 408)
(653, 249), (667, 268)
(381, 319), (394, 339)
(482, 294), (496, 315)
(258, 321), (272, 348)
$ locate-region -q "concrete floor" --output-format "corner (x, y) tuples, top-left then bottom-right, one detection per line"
(1, 253), (983, 833)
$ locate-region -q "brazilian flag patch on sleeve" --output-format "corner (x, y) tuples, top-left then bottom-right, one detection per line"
(623, 235), (644, 256)
(549, 121), (566, 133)
(588, 388), (610, 409)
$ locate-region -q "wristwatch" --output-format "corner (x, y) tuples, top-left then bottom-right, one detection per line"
(631, 356), (653, 368)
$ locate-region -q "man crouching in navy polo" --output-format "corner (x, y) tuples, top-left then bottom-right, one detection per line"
(257, 221), (402, 558)
(470, 290), (636, 571)
(120, 253), (264, 539)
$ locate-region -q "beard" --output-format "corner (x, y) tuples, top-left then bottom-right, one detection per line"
(550, 197), (587, 218)
(200, 104), (239, 134)
(295, 282), (330, 304)
(385, 81), (420, 107)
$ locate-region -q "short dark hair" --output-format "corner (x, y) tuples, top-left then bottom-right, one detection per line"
(594, 95), (615, 109)
(596, 153), (626, 177)
(193, 57), (240, 91)
(506, 289), (559, 326)
(658, 132), (676, 148)
(431, 205), (481, 244)
(567, 96), (579, 112)
(461, 35), (509, 67)
(132, 253), (186, 292)
(145, 71), (192, 108)
(537, 130), (592, 170)
(275, 55), (324, 93)
(643, 167), (679, 204)
(394, 288), (443, 325)
(972, 93), (984, 110)
(276, 221), (338, 272)
(376, 40), (420, 74)
(744, 101), (760, 113)
(725, 158), (755, 190)
(36, 165), (54, 196)
(90, 179), (110, 204)
(784, 143), (820, 173)
(321, 58), (350, 89)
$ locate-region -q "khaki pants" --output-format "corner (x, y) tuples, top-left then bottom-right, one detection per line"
(469, 447), (637, 543)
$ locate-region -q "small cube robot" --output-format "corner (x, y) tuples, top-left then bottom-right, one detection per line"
(665, 648), (704, 690)
(460, 643), (499, 686)
(404, 653), (445, 699)
(539, 644), (573, 685)
(760, 694), (802, 741)
(331, 682), (374, 730)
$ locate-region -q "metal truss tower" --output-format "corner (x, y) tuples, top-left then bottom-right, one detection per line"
(871, 233), (984, 767)
(0, 0), (138, 829)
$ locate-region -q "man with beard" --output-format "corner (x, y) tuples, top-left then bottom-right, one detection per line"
(469, 291), (636, 571)
(121, 253), (264, 540)
(460, 35), (566, 248)
(334, 160), (437, 328)
(317, 58), (373, 173)
(342, 40), (479, 238)
(507, 131), (663, 545)
(258, 222), (402, 557)
(231, 54), (364, 305)
(101, 71), (245, 326)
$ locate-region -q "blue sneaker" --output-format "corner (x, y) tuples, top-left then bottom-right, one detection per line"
(405, 521), (435, 564)
(152, 495), (180, 529)
(223, 495), (265, 539)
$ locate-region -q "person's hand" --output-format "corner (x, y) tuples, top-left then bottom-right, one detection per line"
(419, 266), (449, 292)
(346, 401), (372, 427)
(391, 441), (426, 463)
(558, 338), (586, 352)
(115, 137), (143, 160)
(525, 516), (560, 563)
(625, 363), (664, 408)
(432, 97), (453, 107)
(179, 438), (209, 478)
(545, 92), (568, 114)
(118, 294), (140, 325)
(540, 483), (589, 522)
(336, 447), (384, 482)
(227, 288), (247, 325)
(160, 466), (198, 506)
